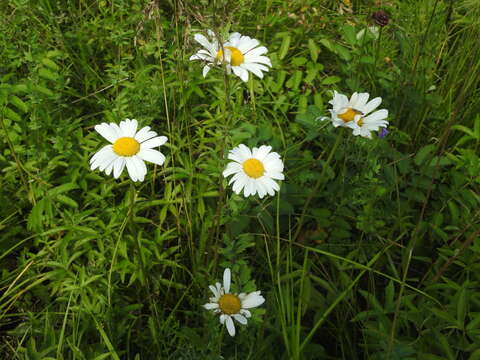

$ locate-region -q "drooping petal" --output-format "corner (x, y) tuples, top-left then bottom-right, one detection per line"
(125, 157), (139, 182)
(202, 65), (211, 78)
(113, 157), (126, 179)
(225, 316), (236, 336)
(233, 314), (248, 325)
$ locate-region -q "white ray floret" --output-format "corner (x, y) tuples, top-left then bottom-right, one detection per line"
(90, 119), (167, 182)
(203, 268), (265, 337)
(223, 144), (284, 199)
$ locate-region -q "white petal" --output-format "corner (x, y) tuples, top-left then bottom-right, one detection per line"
(219, 314), (227, 325)
(223, 162), (242, 178)
(355, 92), (370, 108)
(265, 171), (284, 180)
(362, 97), (382, 114)
(202, 65), (211, 78)
(232, 174), (247, 194)
(141, 136), (168, 149)
(241, 291), (265, 309)
(247, 55), (271, 67)
(225, 316), (236, 336)
(363, 109), (388, 123)
(194, 34), (214, 53)
(240, 309), (252, 318)
(252, 145), (272, 161)
(113, 157), (126, 179)
(90, 145), (113, 166)
(95, 123), (118, 143)
(105, 160), (115, 176)
(98, 151), (118, 172)
(245, 46), (268, 57)
(238, 37), (260, 53)
(119, 119), (138, 138)
(135, 126), (158, 143)
(241, 63), (264, 79)
(223, 268), (231, 294)
(125, 157), (138, 182)
(137, 148), (166, 166)
(203, 303), (219, 310)
(132, 156), (147, 182)
(233, 314), (248, 325)
(209, 285), (220, 298)
(232, 66), (248, 82)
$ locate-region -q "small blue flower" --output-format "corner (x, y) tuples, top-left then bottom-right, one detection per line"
(378, 128), (389, 138)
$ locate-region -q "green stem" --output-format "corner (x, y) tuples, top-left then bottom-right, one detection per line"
(292, 130), (344, 241)
(129, 183), (147, 285)
(299, 246), (386, 352)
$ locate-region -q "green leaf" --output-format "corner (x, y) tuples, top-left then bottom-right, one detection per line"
(42, 57), (60, 71)
(9, 95), (29, 113)
(342, 24), (357, 45)
(321, 76), (341, 85)
(2, 107), (22, 122)
(39, 68), (59, 81)
(414, 144), (436, 166)
(308, 39), (319, 62)
(278, 34), (291, 60)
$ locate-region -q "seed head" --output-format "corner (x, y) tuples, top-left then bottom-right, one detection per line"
(372, 10), (390, 27)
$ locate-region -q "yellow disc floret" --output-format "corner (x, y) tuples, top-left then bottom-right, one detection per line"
(218, 294), (241, 315)
(243, 158), (265, 179)
(112, 137), (140, 156)
(339, 108), (363, 123)
(217, 46), (245, 66)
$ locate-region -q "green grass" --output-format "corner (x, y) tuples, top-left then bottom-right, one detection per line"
(1, 0), (480, 359)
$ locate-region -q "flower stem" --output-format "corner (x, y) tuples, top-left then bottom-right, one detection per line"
(292, 130), (344, 242)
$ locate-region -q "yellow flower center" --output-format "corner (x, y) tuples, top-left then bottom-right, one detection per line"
(243, 158), (265, 179)
(218, 294), (241, 315)
(338, 108), (363, 123)
(357, 118), (364, 127)
(217, 46), (245, 66)
(112, 137), (140, 156)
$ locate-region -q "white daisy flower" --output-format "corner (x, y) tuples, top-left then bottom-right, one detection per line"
(189, 30), (272, 82)
(204, 268), (265, 337)
(189, 29), (221, 78)
(90, 119), (167, 182)
(222, 144), (284, 199)
(221, 32), (272, 82)
(327, 91), (389, 138)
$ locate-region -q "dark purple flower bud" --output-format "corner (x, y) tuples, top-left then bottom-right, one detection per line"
(372, 10), (390, 27)
(378, 128), (389, 138)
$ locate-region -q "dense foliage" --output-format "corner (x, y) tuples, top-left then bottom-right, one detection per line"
(1, 0), (480, 359)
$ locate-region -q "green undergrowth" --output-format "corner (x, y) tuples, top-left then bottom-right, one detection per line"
(1, 0), (479, 359)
